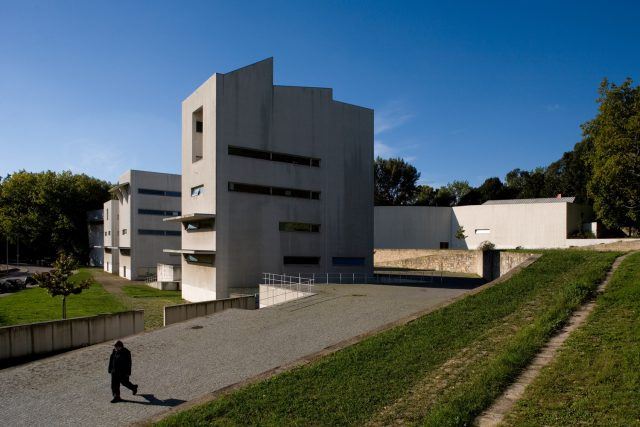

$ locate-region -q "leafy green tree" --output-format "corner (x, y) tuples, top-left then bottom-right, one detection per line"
(433, 187), (456, 207)
(455, 226), (467, 240)
(446, 180), (472, 205)
(584, 78), (640, 232)
(374, 157), (420, 205)
(414, 184), (437, 206)
(0, 171), (110, 262)
(33, 253), (91, 319)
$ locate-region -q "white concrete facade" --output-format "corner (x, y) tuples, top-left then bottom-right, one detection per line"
(375, 198), (596, 250)
(104, 170), (182, 280)
(171, 58), (374, 302)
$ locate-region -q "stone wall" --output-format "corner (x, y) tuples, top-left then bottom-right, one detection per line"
(375, 249), (483, 276)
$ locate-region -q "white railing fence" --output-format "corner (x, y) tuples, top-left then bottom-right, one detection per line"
(259, 273), (315, 307)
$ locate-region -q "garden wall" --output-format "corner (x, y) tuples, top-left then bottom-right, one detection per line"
(164, 294), (256, 326)
(0, 310), (144, 366)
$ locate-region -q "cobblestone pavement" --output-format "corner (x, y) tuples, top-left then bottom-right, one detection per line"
(0, 283), (474, 426)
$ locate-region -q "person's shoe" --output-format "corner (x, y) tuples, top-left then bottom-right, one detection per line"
(111, 397), (122, 403)
(132, 384), (138, 395)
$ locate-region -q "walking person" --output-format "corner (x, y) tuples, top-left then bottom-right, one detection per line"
(108, 340), (138, 403)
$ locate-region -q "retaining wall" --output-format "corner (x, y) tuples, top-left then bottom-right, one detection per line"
(164, 294), (256, 326)
(0, 310), (144, 365)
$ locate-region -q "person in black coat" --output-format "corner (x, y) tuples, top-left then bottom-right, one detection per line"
(108, 340), (138, 403)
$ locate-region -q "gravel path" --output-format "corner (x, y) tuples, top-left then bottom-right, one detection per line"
(0, 283), (472, 427)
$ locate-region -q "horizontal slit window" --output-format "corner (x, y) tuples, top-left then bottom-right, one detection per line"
(138, 188), (181, 197)
(229, 182), (320, 200)
(332, 257), (365, 266)
(228, 145), (320, 167)
(475, 229), (491, 234)
(279, 222), (320, 233)
(283, 256), (320, 265)
(184, 254), (214, 265)
(184, 219), (215, 231)
(138, 229), (181, 236)
(138, 209), (181, 216)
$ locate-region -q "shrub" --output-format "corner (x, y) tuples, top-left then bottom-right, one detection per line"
(479, 241), (496, 251)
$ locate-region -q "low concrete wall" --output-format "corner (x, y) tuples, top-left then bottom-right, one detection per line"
(375, 249), (483, 276)
(375, 249), (535, 281)
(565, 238), (640, 247)
(0, 310), (144, 365)
(259, 285), (315, 308)
(164, 295), (256, 326)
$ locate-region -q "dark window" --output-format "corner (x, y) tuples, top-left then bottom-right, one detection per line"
(122, 229), (127, 235)
(184, 254), (214, 265)
(283, 256), (320, 265)
(279, 222), (320, 233)
(439, 242), (449, 249)
(120, 248), (130, 256)
(332, 257), (365, 266)
(105, 248), (112, 253)
(184, 219), (215, 231)
(228, 182), (320, 200)
(138, 188), (181, 197)
(138, 209), (181, 216)
(191, 185), (204, 197)
(228, 145), (320, 167)
(195, 121), (203, 133)
(138, 229), (181, 236)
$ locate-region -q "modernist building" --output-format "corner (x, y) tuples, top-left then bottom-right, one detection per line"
(87, 209), (104, 267)
(375, 197), (596, 250)
(166, 58), (374, 302)
(104, 170), (182, 280)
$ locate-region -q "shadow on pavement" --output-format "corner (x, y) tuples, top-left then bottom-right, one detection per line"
(118, 394), (186, 407)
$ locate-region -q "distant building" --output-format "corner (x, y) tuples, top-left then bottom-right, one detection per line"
(87, 209), (104, 266)
(375, 197), (596, 250)
(166, 58), (374, 302)
(104, 170), (182, 280)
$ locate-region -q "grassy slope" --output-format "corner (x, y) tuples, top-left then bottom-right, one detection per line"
(505, 251), (640, 426)
(157, 250), (618, 427)
(120, 284), (184, 330)
(0, 270), (126, 326)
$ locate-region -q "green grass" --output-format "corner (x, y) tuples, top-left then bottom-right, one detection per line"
(157, 250), (619, 426)
(504, 251), (640, 426)
(119, 284), (184, 330)
(0, 270), (126, 327)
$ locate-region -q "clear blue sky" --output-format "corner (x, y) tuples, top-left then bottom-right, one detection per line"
(1, 1), (639, 187)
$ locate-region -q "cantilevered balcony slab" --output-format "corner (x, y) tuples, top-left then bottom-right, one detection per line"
(163, 213), (215, 223)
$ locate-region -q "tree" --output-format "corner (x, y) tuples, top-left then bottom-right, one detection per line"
(0, 171), (110, 263)
(455, 225), (467, 240)
(33, 253), (91, 319)
(446, 180), (472, 205)
(374, 157), (420, 205)
(414, 184), (437, 206)
(584, 78), (640, 232)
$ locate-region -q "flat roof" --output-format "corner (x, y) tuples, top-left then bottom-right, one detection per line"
(483, 197), (576, 205)
(163, 213), (215, 223)
(163, 249), (216, 255)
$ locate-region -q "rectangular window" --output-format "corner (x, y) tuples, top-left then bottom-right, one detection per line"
(283, 256), (320, 265)
(439, 242), (449, 249)
(122, 229), (127, 235)
(332, 257), (365, 266)
(184, 253), (214, 265)
(138, 209), (182, 216)
(184, 219), (215, 231)
(475, 229), (491, 234)
(191, 185), (204, 197)
(279, 222), (320, 233)
(138, 229), (181, 236)
(138, 188), (181, 197)
(106, 209), (109, 220)
(228, 145), (320, 167)
(104, 232), (107, 236)
(228, 182), (320, 200)
(193, 107), (203, 162)
(120, 248), (130, 256)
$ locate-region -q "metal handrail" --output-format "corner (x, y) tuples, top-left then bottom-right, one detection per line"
(259, 273), (315, 307)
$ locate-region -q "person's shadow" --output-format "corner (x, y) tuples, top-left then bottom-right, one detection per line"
(119, 393), (186, 407)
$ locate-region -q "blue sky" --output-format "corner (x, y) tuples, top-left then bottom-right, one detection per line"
(1, 1), (639, 187)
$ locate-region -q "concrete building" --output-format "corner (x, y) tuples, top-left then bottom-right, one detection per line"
(166, 58), (374, 302)
(87, 209), (104, 267)
(375, 197), (596, 250)
(104, 170), (182, 280)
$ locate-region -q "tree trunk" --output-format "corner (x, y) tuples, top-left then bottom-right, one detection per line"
(62, 296), (67, 319)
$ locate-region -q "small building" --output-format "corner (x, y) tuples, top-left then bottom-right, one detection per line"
(375, 197), (595, 250)
(86, 209), (104, 266)
(104, 170), (182, 280)
(166, 58), (374, 302)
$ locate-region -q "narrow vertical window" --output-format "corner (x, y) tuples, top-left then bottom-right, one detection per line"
(192, 107), (203, 162)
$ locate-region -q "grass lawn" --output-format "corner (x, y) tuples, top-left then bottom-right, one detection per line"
(0, 270), (126, 327)
(504, 251), (640, 426)
(119, 284), (184, 330)
(157, 250), (619, 426)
